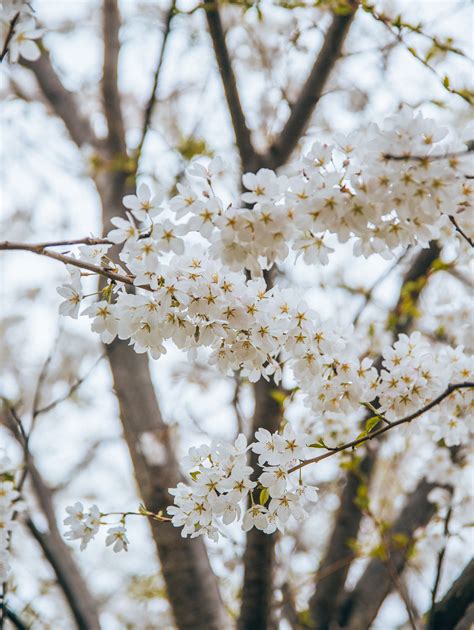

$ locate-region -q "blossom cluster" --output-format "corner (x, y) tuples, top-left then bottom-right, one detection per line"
(165, 333), (472, 541)
(55, 113), (472, 402)
(168, 430), (318, 541)
(1, 0), (42, 63)
(54, 110), (473, 545)
(164, 109), (471, 271)
(0, 450), (23, 582)
(377, 332), (473, 437)
(63, 502), (130, 552)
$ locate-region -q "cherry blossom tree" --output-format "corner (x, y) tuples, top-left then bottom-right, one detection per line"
(0, 1), (473, 628)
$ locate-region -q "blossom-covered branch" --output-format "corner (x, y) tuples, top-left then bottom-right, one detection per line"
(288, 381), (474, 474)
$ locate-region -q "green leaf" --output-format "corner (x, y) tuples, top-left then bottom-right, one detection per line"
(309, 438), (329, 449)
(259, 487), (270, 506)
(443, 75), (450, 88)
(365, 415), (382, 433)
(270, 389), (287, 407)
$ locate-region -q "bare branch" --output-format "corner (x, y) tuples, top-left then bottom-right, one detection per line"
(204, 0), (261, 172)
(20, 49), (98, 148)
(2, 605), (29, 630)
(449, 216), (474, 248)
(0, 410), (101, 630)
(265, 5), (358, 169)
(136, 1), (177, 167)
(426, 559), (474, 630)
(0, 240), (138, 288)
(455, 602), (474, 630)
(34, 352), (106, 419)
(0, 12), (20, 62)
(429, 499), (453, 616)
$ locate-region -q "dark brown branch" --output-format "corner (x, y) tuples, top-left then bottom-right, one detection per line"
(102, 0), (126, 156)
(425, 559), (474, 630)
(20, 49), (98, 148)
(136, 0), (176, 166)
(27, 517), (101, 630)
(204, 0), (261, 172)
(0, 240), (137, 288)
(454, 602), (474, 630)
(2, 605), (29, 630)
(429, 500), (453, 615)
(449, 216), (474, 248)
(0, 12), (20, 62)
(265, 5), (358, 170)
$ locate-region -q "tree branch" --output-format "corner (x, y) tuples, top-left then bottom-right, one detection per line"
(204, 0), (261, 172)
(265, 4), (358, 169)
(449, 216), (474, 248)
(136, 0), (176, 167)
(454, 602), (474, 630)
(0, 410), (102, 630)
(20, 49), (98, 148)
(0, 12), (20, 62)
(426, 559), (474, 630)
(2, 605), (29, 630)
(0, 240), (137, 288)
(102, 0), (126, 157)
(289, 382), (473, 475)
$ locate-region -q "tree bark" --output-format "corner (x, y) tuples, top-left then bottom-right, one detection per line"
(238, 379), (282, 630)
(27, 459), (101, 630)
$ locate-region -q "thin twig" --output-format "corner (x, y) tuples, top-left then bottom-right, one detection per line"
(30, 334), (60, 427)
(203, 0), (260, 171)
(288, 382), (473, 474)
(382, 148), (472, 162)
(449, 216), (474, 248)
(135, 0), (176, 167)
(429, 501), (453, 618)
(34, 352), (107, 419)
(0, 241), (141, 289)
(0, 12), (20, 62)
(352, 249), (410, 325)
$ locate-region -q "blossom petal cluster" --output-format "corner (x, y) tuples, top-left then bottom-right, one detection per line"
(51, 111), (473, 544)
(167, 432), (318, 541)
(63, 502), (130, 552)
(165, 333), (472, 541)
